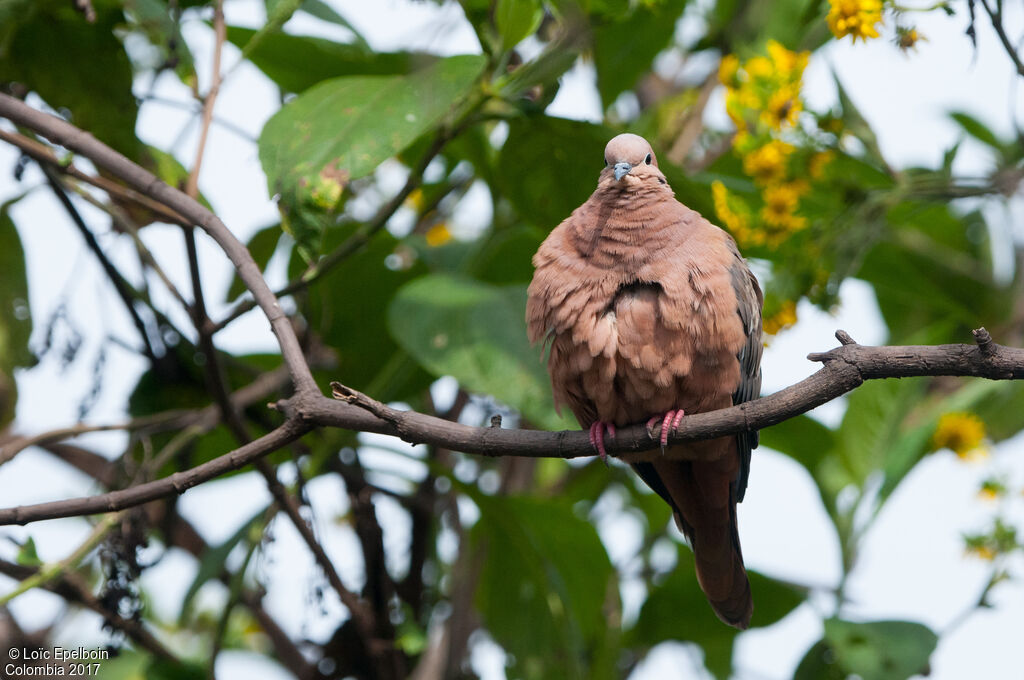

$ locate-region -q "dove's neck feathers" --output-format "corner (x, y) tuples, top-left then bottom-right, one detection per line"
(568, 178), (695, 267)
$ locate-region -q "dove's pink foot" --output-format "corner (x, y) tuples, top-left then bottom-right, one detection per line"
(647, 409), (686, 448)
(588, 421), (617, 463)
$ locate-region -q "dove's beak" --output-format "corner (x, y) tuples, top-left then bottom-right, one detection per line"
(613, 162), (632, 181)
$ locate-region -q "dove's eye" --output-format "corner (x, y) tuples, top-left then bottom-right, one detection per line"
(644, 153), (652, 165)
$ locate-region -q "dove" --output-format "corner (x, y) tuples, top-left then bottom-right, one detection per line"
(526, 133), (763, 628)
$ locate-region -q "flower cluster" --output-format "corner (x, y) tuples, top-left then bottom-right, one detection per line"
(827, 0), (883, 42)
(715, 42), (821, 248)
(964, 518), (1019, 562)
(762, 299), (798, 336)
(932, 412), (989, 461)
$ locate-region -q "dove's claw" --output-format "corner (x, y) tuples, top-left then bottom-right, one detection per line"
(588, 421), (616, 465)
(648, 409), (686, 449)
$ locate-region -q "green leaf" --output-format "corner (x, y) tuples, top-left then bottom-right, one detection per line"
(593, 2), (687, 107)
(950, 111), (1003, 151)
(388, 274), (575, 431)
(0, 196), (33, 427)
(468, 225), (546, 284)
(225, 26), (435, 93)
(835, 378), (924, 488)
(297, 0), (370, 49)
(259, 54), (485, 258)
(226, 225), (282, 301)
(628, 543), (804, 678)
(472, 494), (617, 680)
(15, 537), (40, 567)
(497, 116), (615, 228)
(0, 5), (141, 158)
(180, 505), (269, 624)
(495, 0), (543, 50)
(302, 230), (432, 402)
(760, 414), (835, 475)
(796, 619), (938, 680)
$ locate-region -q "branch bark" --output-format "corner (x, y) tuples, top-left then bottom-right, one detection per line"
(3, 330), (1022, 526)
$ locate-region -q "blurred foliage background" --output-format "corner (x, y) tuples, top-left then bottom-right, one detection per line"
(0, 0), (1023, 678)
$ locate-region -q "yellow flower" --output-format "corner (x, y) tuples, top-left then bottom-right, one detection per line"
(932, 412), (988, 461)
(827, 0), (883, 42)
(760, 181), (808, 238)
(762, 87), (802, 129)
(406, 188), (425, 211)
(965, 544), (996, 561)
(711, 181), (758, 246)
(424, 223), (453, 247)
(719, 54), (741, 87)
(742, 140), (795, 185)
(978, 479), (1005, 502)
(809, 150), (836, 179)
(766, 40), (809, 78)
(763, 300), (797, 335)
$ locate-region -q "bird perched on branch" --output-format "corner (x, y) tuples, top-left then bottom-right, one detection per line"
(526, 133), (763, 628)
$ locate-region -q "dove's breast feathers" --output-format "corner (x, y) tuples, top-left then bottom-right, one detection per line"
(526, 195), (747, 426)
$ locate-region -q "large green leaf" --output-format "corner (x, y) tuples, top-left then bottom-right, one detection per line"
(472, 494), (618, 680)
(628, 543), (804, 679)
(225, 224), (283, 302)
(302, 230), (432, 402)
(835, 378), (924, 490)
(759, 414), (835, 476)
(0, 197), (34, 427)
(259, 54), (485, 258)
(593, 1), (687, 108)
(795, 619), (938, 680)
(225, 26), (435, 93)
(497, 116), (615, 229)
(0, 4), (141, 158)
(387, 274), (574, 431)
(495, 0), (543, 50)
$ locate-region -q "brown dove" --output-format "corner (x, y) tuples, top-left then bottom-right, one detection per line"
(526, 133), (763, 628)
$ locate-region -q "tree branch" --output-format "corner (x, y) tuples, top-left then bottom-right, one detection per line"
(0, 419), (310, 525)
(978, 0), (1024, 78)
(3, 329), (1019, 526)
(0, 93), (318, 395)
(307, 329), (1024, 461)
(184, 0), (225, 200)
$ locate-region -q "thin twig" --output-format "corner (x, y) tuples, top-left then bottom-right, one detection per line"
(978, 0), (1024, 78)
(0, 128), (190, 226)
(0, 419), (310, 525)
(63, 179), (194, 312)
(0, 411), (194, 465)
(184, 0), (226, 199)
(0, 93), (318, 394)
(39, 164), (163, 365)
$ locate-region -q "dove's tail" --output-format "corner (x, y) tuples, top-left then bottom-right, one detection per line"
(639, 438), (753, 629)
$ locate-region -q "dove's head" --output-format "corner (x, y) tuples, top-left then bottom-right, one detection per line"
(600, 134), (667, 191)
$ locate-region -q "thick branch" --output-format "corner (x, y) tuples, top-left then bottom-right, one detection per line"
(1, 331), (1021, 526)
(0, 419), (310, 525)
(305, 331), (1024, 461)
